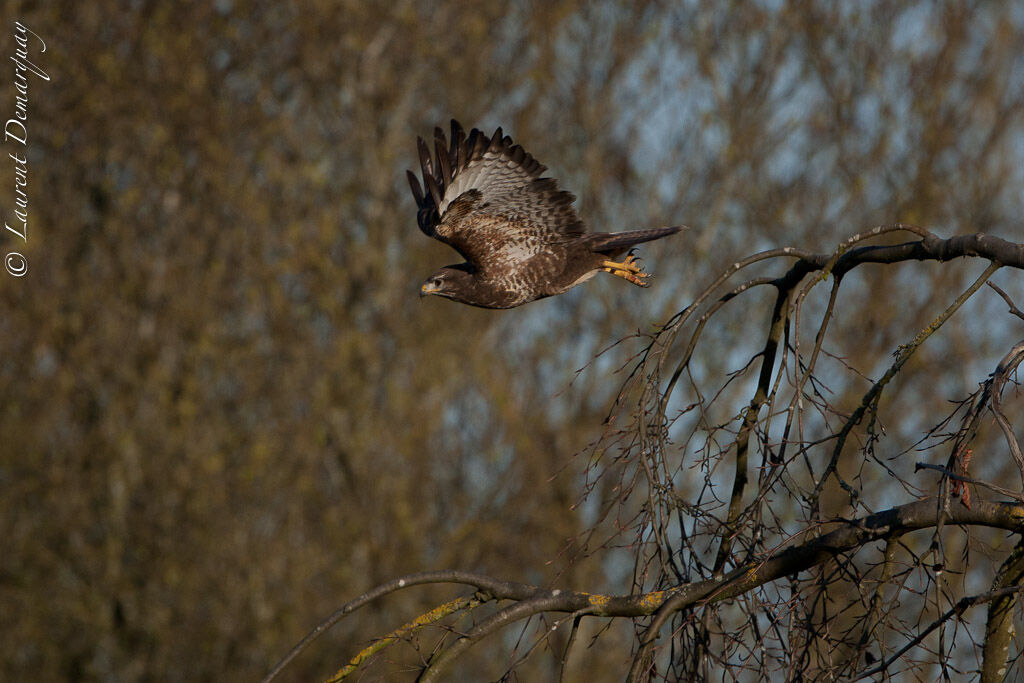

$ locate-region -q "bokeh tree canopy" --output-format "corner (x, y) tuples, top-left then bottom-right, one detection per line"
(1, 1), (1023, 680)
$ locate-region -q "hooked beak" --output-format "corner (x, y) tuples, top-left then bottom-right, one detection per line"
(420, 281), (440, 298)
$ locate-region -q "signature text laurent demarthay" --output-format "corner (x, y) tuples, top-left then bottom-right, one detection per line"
(5, 21), (49, 253)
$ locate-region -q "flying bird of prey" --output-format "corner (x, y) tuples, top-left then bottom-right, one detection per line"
(408, 120), (683, 309)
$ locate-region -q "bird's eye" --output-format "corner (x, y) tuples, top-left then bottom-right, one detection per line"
(433, 278), (442, 287)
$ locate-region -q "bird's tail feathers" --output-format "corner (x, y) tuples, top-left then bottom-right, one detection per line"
(586, 226), (686, 253)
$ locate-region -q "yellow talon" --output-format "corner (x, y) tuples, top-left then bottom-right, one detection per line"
(601, 253), (650, 287)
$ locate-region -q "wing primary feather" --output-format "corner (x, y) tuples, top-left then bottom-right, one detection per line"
(449, 120), (463, 172)
(417, 137), (433, 184)
(451, 121), (466, 171)
(424, 171), (443, 213)
(471, 128), (487, 158)
(462, 128), (476, 165)
(455, 126), (467, 170)
(406, 169), (424, 205)
(431, 128), (450, 188)
(432, 126), (449, 179)
(435, 136), (452, 187)
(509, 144), (524, 165)
(488, 127), (503, 153)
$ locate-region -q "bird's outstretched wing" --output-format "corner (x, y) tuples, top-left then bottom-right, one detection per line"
(407, 120), (585, 270)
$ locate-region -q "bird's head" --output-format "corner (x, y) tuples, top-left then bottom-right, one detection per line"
(419, 264), (474, 301)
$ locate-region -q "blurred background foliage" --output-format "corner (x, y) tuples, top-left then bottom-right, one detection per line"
(0, 0), (1022, 680)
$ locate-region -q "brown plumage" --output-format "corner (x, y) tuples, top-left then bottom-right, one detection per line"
(407, 120), (683, 308)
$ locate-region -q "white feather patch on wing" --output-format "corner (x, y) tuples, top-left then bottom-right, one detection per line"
(499, 241), (544, 264)
(439, 151), (538, 216)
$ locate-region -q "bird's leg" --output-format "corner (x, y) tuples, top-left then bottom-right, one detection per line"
(601, 252), (650, 287)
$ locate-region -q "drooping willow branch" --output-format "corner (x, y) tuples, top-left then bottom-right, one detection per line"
(608, 225), (1023, 679)
(263, 499), (1024, 682)
(623, 226), (1022, 559)
(808, 259), (1002, 513)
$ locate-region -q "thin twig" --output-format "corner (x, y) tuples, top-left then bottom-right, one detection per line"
(914, 462), (1024, 502)
(987, 281), (1024, 321)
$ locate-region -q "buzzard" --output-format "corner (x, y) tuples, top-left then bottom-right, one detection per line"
(408, 120), (683, 309)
